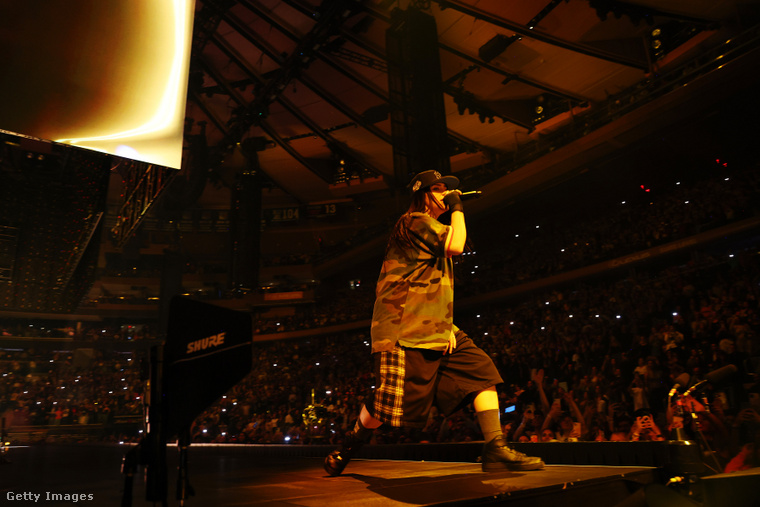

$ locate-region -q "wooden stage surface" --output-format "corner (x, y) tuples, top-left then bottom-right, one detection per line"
(1, 443), (659, 506)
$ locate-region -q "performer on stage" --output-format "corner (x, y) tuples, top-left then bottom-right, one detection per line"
(325, 170), (544, 476)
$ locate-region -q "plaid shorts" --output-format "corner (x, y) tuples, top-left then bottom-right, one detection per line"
(367, 331), (503, 428)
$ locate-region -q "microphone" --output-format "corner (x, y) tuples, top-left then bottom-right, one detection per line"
(459, 190), (482, 200)
(704, 364), (738, 383)
(439, 191), (483, 224)
(668, 373), (690, 398)
(683, 364), (737, 397)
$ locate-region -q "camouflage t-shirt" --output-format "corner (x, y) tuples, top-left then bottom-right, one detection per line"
(370, 212), (454, 352)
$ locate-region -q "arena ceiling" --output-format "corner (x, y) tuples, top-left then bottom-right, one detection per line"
(184, 0), (760, 211)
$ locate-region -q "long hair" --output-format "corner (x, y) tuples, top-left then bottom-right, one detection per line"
(386, 190), (473, 260)
(386, 190), (434, 255)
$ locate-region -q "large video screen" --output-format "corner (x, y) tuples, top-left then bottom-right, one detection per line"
(0, 0), (195, 169)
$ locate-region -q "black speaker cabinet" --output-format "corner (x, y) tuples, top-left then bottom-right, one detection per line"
(700, 468), (760, 507)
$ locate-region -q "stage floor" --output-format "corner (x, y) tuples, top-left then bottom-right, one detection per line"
(1, 444), (657, 506)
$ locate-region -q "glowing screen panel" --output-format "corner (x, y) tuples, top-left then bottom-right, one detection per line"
(0, 0), (195, 169)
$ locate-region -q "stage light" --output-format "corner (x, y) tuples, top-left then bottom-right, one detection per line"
(478, 34), (520, 62)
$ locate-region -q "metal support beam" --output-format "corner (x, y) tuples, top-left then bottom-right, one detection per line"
(196, 56), (331, 185)
(111, 163), (178, 248)
(429, 0), (648, 69)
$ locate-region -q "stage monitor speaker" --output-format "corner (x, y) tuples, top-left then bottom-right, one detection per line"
(666, 440), (706, 475)
(162, 296), (253, 437)
(700, 468), (760, 507)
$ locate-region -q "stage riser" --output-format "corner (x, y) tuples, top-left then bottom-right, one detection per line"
(5, 444), (665, 507)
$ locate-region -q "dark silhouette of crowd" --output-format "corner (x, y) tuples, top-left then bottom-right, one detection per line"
(458, 163), (760, 296)
(1, 348), (143, 442)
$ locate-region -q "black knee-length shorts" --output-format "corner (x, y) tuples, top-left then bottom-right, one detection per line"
(366, 330), (503, 428)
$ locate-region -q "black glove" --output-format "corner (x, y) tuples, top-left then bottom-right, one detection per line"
(443, 191), (463, 213)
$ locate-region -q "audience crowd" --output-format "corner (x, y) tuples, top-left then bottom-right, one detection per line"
(1, 164), (759, 475)
(189, 246), (760, 470)
(1, 348), (143, 442)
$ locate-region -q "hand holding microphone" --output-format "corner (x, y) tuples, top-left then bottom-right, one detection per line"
(443, 190), (464, 213)
(443, 189), (481, 212)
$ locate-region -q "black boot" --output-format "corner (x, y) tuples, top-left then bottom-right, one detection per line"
(324, 429), (368, 476)
(481, 435), (545, 472)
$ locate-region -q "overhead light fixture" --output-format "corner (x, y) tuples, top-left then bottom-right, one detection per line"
(478, 34), (520, 63)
